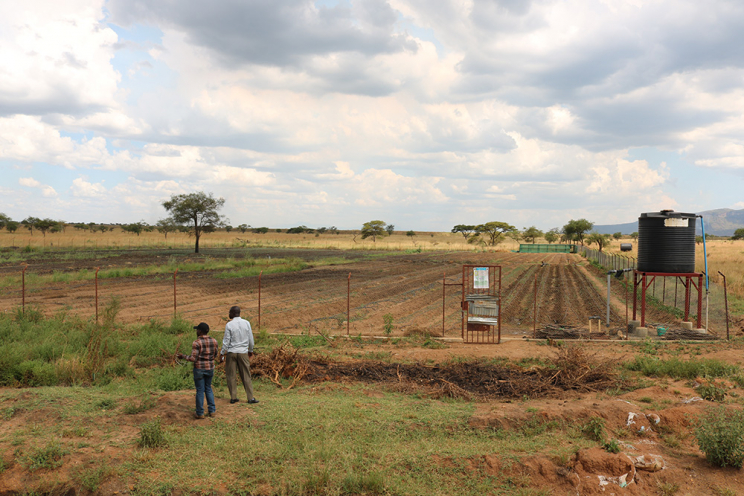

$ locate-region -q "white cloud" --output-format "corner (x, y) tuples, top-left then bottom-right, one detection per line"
(18, 176), (57, 197)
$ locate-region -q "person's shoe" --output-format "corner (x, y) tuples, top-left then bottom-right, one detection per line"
(247, 398), (259, 404)
(194, 413), (205, 419)
(207, 411), (216, 418)
(230, 399), (239, 404)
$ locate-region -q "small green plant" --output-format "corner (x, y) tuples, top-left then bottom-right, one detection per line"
(138, 418), (167, 448)
(124, 394), (158, 415)
(23, 440), (67, 470)
(603, 439), (621, 453)
(656, 480), (680, 496)
(77, 465), (110, 492)
(639, 396), (653, 404)
(96, 398), (116, 410)
(341, 472), (385, 494)
(581, 416), (606, 442)
(382, 313), (394, 336)
(698, 381), (727, 402)
(695, 406), (744, 468)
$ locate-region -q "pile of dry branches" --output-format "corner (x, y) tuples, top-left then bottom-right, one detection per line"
(535, 324), (607, 340)
(250, 342), (623, 400)
(662, 328), (720, 340)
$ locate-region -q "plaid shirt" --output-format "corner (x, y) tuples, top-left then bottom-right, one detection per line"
(186, 335), (218, 370)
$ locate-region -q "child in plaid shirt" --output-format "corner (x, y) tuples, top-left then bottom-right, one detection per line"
(177, 322), (218, 419)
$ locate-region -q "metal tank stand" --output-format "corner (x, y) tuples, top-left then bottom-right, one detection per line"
(632, 271), (703, 329)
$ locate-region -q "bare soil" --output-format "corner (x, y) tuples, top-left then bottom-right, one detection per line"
(2, 250), (712, 338)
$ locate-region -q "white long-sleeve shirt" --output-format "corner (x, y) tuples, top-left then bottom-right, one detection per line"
(221, 316), (254, 355)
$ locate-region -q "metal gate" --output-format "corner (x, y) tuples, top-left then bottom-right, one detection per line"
(461, 265), (502, 344)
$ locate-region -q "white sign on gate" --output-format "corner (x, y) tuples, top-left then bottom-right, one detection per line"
(473, 267), (489, 289)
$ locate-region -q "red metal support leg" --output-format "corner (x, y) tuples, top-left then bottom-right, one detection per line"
(640, 273), (647, 327)
(632, 271), (638, 321)
(684, 276), (691, 322)
(696, 274), (703, 329)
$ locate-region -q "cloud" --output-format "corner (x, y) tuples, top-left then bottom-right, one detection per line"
(18, 176), (57, 197)
(70, 177), (107, 198)
(0, 0), (120, 117)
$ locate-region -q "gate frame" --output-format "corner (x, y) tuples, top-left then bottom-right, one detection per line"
(461, 265), (502, 344)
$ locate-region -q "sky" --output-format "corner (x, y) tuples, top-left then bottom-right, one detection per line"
(2, 0), (744, 232)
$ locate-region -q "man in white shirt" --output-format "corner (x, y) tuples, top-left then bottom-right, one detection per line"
(221, 305), (258, 404)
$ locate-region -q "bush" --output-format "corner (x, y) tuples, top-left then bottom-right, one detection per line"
(698, 381), (727, 402)
(695, 406), (744, 468)
(22, 440), (67, 470)
(624, 356), (738, 379)
(581, 416), (606, 442)
(124, 394), (158, 414)
(603, 439), (621, 454)
(156, 366), (193, 391)
(138, 419), (167, 448)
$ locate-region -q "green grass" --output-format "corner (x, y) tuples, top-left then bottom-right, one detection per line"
(623, 356), (740, 379)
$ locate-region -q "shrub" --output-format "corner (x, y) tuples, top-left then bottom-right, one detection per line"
(138, 419), (167, 448)
(581, 416), (606, 442)
(156, 366), (193, 391)
(698, 381), (727, 402)
(382, 314), (394, 335)
(603, 439), (621, 454)
(23, 440), (67, 470)
(695, 407), (744, 468)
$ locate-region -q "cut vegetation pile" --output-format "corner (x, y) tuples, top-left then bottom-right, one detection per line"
(252, 343), (623, 400)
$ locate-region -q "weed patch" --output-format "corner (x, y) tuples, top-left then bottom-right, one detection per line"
(695, 406), (744, 468)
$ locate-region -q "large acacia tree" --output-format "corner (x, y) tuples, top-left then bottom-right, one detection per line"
(474, 221), (516, 246)
(162, 192), (225, 253)
(361, 220), (387, 242)
(562, 219), (594, 246)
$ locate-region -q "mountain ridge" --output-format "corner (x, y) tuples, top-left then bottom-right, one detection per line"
(593, 208), (744, 236)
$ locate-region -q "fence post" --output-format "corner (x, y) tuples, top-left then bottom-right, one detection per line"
(95, 267), (100, 323)
(21, 264), (27, 313)
(718, 271), (730, 340)
(173, 269), (178, 317)
(258, 271), (262, 330)
(347, 273), (351, 337)
(533, 272), (538, 338)
(442, 272), (445, 337)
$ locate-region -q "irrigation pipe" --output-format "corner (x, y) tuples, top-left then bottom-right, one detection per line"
(699, 215), (710, 331)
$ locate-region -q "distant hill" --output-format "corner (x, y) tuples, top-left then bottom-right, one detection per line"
(593, 208), (744, 237)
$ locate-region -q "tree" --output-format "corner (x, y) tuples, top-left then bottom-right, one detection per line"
(562, 219), (594, 246)
(253, 227), (269, 234)
(34, 218), (59, 237)
(237, 224), (250, 233)
(22, 216), (40, 235)
(317, 227), (327, 234)
(613, 232), (623, 240)
(156, 218), (179, 240)
(630, 232), (639, 241)
(587, 232), (612, 252)
(451, 225), (476, 240)
(522, 226), (543, 244)
(225, 225), (233, 233)
(122, 221), (146, 236)
(328, 226), (339, 235)
(6, 221), (19, 233)
(287, 226), (310, 234)
(544, 229), (559, 244)
(385, 224), (395, 236)
(0, 213), (10, 230)
(732, 228), (744, 240)
(162, 192), (226, 253)
(361, 220), (387, 242)
(473, 221), (516, 246)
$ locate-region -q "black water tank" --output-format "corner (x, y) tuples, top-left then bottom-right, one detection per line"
(637, 210), (696, 273)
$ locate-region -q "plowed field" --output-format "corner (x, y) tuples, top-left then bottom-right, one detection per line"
(0, 249), (679, 335)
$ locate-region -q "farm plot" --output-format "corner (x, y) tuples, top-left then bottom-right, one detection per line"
(0, 249), (677, 335)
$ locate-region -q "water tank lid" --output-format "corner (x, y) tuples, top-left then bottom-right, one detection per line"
(639, 210), (697, 219)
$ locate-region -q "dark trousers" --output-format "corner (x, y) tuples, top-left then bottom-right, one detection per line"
(193, 368), (215, 416)
(225, 352), (255, 401)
